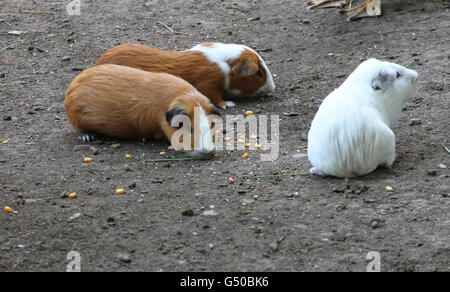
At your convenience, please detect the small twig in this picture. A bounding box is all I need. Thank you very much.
[22,10,56,15]
[443,143,450,155]
[404,58,419,68]
[242,172,312,179]
[436,39,450,44]
[157,21,174,33]
[266,60,282,65]
[145,157,211,162]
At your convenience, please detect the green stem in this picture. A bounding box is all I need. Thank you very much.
[145,157,210,162]
[443,143,450,155]
[242,172,312,179]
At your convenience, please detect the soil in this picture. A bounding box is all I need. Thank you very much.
[0,0,449,272]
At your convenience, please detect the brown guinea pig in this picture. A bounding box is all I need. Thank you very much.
[95,42,275,109]
[65,64,219,156]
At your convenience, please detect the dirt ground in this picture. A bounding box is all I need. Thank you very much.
[0,0,449,272]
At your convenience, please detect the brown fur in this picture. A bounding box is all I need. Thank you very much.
[65,64,216,150]
[96,43,268,108]
[228,49,268,95]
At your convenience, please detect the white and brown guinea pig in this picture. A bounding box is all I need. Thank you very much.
[308,58,419,178]
[65,64,220,156]
[95,42,275,109]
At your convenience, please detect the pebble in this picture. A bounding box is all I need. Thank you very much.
[8,30,23,35]
[292,153,307,159]
[69,213,81,221]
[111,143,121,149]
[201,210,218,216]
[117,253,132,263]
[62,56,71,61]
[241,198,254,206]
[410,118,422,125]
[182,209,194,216]
[427,169,438,176]
[123,164,132,172]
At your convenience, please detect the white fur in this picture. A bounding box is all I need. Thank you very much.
[194,106,214,155]
[307,58,419,178]
[188,43,275,96]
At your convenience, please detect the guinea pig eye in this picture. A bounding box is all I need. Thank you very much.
[257,70,263,78]
[396,72,401,78]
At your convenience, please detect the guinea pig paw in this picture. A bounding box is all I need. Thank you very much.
[223,101,236,109]
[309,167,326,176]
[78,133,96,143]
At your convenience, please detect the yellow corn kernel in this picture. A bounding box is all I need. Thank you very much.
[250,135,258,139]
[2,139,9,144]
[116,189,125,195]
[245,143,250,148]
[4,206,13,213]
[228,178,235,184]
[385,186,393,192]
[224,137,231,141]
[246,111,254,115]
[160,152,167,156]
[89,146,95,151]
[216,130,221,135]
[84,157,93,163]
[68,192,77,198]
[125,154,132,158]
[255,144,262,149]
[242,153,249,158]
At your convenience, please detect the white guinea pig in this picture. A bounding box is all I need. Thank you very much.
[307,58,419,178]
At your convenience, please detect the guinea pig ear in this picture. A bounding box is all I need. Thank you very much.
[166,107,187,126]
[372,68,396,90]
[231,56,259,77]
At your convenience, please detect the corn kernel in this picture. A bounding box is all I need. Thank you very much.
[245,143,250,148]
[228,178,235,184]
[84,157,93,163]
[125,154,132,158]
[385,186,393,192]
[250,135,258,139]
[2,139,9,144]
[255,144,262,149]
[224,137,231,141]
[4,206,12,213]
[160,152,167,156]
[89,146,95,151]
[116,189,125,195]
[242,153,249,158]
[216,130,221,135]
[246,111,254,115]
[237,139,245,144]
[68,192,77,198]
